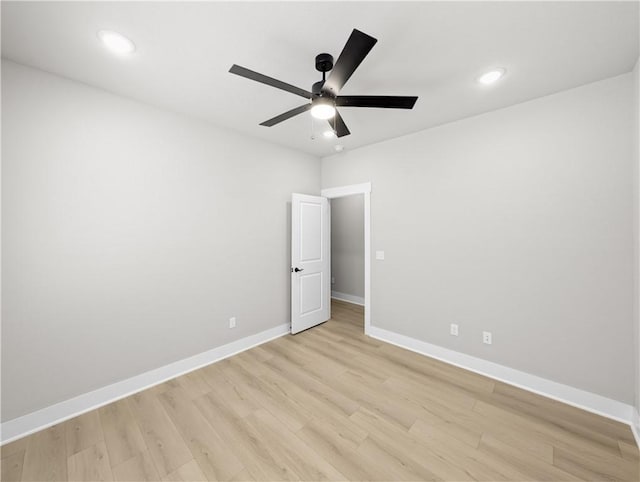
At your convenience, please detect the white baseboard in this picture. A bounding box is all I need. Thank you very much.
[3,321,637,447]
[0,323,290,445]
[368,326,635,427]
[331,291,364,306]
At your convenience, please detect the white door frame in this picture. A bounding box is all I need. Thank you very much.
[320,182,372,335]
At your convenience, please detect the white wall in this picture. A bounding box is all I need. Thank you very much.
[633,57,640,428]
[1,60,320,422]
[323,74,635,404]
[331,195,364,300]
[3,56,637,424]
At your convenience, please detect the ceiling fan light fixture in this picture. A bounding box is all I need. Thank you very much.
[311,104,336,120]
[477,68,506,85]
[311,97,336,120]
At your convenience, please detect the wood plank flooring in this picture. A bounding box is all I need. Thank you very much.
[2,299,638,481]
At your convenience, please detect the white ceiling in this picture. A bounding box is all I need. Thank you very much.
[2,1,639,157]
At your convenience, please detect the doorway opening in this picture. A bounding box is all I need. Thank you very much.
[321,183,371,334]
[330,195,365,331]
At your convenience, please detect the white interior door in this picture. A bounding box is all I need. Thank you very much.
[291,193,330,334]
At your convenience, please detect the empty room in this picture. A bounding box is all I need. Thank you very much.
[2,1,640,480]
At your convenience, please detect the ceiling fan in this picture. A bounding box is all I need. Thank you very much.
[229,29,418,138]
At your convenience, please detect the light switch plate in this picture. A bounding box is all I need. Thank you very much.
[376,251,385,260]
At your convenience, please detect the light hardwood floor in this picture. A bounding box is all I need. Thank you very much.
[2,299,638,481]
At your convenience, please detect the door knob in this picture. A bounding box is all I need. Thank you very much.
[293,267,304,272]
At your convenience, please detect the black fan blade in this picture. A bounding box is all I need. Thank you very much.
[322,29,377,95]
[336,95,418,109]
[229,65,312,99]
[328,110,351,138]
[260,104,311,127]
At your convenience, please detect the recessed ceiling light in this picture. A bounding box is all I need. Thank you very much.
[323,130,336,139]
[98,30,135,55]
[477,68,506,85]
[334,145,344,152]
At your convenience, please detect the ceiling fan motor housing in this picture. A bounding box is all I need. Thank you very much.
[312,81,325,96]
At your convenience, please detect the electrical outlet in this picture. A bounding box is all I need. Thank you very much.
[229,317,236,329]
[331,277,335,284]
[376,251,385,260]
[450,323,459,336]
[483,331,492,345]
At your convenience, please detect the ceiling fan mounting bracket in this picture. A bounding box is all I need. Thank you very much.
[315,53,334,73]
